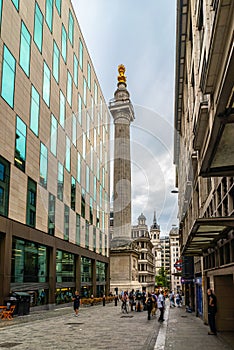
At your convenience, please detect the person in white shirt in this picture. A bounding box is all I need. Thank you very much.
[157,290,165,322]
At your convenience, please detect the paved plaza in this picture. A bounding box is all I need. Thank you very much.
[0,302,159,350]
[0,301,233,350]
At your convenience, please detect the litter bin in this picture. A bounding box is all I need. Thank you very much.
[12,292,30,315]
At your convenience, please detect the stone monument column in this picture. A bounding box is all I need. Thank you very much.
[109,66,141,293]
[109,64,134,247]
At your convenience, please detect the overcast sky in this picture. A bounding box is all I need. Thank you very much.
[73,1,178,235]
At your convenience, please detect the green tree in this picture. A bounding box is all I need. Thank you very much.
[155,267,169,288]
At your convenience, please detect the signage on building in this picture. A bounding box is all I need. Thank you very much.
[174,259,183,271]
[181,278,195,284]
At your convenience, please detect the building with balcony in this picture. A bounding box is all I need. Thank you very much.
[0,0,110,308]
[149,211,162,276]
[131,213,155,292]
[160,236,170,285]
[169,227,181,292]
[174,0,234,330]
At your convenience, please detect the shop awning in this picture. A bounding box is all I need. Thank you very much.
[182,217,234,256]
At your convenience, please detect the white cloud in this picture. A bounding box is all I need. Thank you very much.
[72,0,178,234]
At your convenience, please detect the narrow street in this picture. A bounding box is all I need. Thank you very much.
[0,302,233,350]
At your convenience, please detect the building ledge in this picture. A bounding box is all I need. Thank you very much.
[182,217,234,256]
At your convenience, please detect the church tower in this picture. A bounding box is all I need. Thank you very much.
[109,64,134,247]
[150,211,162,275]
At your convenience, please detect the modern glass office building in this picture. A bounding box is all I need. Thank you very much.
[0,0,110,308]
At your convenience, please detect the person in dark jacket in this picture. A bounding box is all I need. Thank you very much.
[146,293,153,320]
[72,290,81,317]
[207,289,217,335]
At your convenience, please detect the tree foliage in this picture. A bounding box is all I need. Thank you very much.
[155,267,170,288]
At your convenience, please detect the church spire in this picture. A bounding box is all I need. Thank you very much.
[151,210,160,230]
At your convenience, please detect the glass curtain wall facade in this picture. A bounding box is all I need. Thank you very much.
[0,0,110,307]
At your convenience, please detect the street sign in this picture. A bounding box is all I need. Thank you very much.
[181,278,195,284]
[174,259,183,271]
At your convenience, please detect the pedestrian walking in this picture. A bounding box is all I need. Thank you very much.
[157,290,165,322]
[169,291,175,307]
[207,289,217,335]
[102,294,106,306]
[146,293,153,320]
[72,290,81,317]
[175,292,182,307]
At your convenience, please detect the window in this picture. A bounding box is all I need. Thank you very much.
[59,90,65,127]
[15,116,26,172]
[91,97,94,120]
[94,128,97,150]
[43,61,51,107]
[76,214,80,245]
[65,136,70,172]
[93,176,96,201]
[53,40,60,83]
[39,143,48,188]
[93,227,96,252]
[1,45,16,108]
[96,205,99,228]
[67,70,72,106]
[71,176,76,211]
[86,112,90,139]
[0,0,2,28]
[0,156,10,217]
[83,77,87,106]
[77,152,81,183]
[94,81,98,105]
[90,145,93,171]
[72,113,76,146]
[12,0,19,10]
[57,162,64,201]
[97,158,100,181]
[26,178,37,227]
[46,0,53,32]
[68,10,74,46]
[87,62,91,90]
[11,238,48,284]
[34,3,43,53]
[78,93,82,125]
[48,193,55,235]
[102,168,105,188]
[89,198,93,225]
[85,220,89,249]
[86,165,89,193]
[30,85,40,136]
[100,185,102,208]
[64,204,69,241]
[56,250,75,283]
[50,114,57,156]
[81,188,85,218]
[73,54,78,87]
[82,132,86,158]
[79,39,83,70]
[61,24,67,63]
[19,21,31,76]
[55,0,61,16]
[99,232,102,254]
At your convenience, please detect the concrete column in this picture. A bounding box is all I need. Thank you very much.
[76,255,81,293]
[0,225,12,303]
[48,246,56,305]
[92,259,96,296]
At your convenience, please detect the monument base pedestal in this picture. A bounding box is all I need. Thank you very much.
[110,241,141,294]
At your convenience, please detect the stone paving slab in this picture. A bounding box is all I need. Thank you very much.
[0,303,160,350]
[164,305,234,350]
